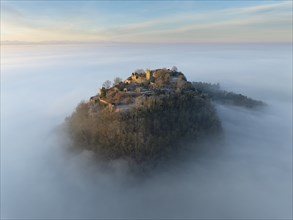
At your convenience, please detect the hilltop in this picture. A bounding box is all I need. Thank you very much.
[65,67,263,164]
[89,68,196,113]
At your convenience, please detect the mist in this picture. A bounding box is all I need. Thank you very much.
[1,43,292,219]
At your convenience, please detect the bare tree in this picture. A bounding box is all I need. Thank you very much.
[135,69,145,74]
[171,66,178,72]
[113,77,122,86]
[102,80,112,89]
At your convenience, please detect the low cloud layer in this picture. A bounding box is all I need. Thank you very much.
[1,43,292,219]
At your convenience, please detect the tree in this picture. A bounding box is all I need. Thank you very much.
[113,77,122,86]
[102,80,112,89]
[99,87,106,98]
[176,77,186,91]
[135,69,145,74]
[171,66,178,72]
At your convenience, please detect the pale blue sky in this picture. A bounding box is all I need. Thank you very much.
[1,0,292,43]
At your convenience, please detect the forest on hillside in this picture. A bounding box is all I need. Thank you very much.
[65,68,264,165]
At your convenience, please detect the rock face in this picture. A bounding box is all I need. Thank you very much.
[65,68,221,163]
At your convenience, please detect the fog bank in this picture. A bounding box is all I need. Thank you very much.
[1,43,292,219]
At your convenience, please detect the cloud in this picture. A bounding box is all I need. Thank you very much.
[1,1,292,43]
[1,43,292,218]
[238,1,292,14]
[1,4,25,19]
[102,1,292,43]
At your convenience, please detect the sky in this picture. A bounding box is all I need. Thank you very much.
[1,0,292,43]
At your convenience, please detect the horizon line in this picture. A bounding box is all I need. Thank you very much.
[1,40,292,46]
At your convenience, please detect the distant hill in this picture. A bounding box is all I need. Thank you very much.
[65,68,263,164]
